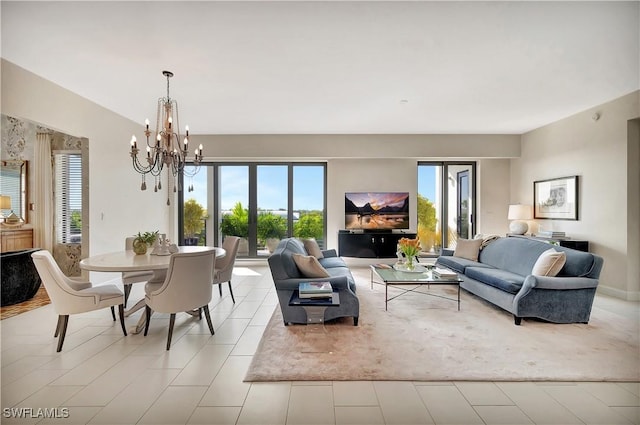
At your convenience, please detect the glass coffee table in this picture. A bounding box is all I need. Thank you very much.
[370,264,463,311]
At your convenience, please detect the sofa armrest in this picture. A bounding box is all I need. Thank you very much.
[522,275,599,291]
[321,249,338,258]
[440,248,455,257]
[273,275,350,292]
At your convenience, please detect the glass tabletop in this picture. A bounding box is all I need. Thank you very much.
[372,265,462,283]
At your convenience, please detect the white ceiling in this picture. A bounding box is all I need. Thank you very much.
[2,1,638,135]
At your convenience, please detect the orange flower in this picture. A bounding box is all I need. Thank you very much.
[398,237,421,257]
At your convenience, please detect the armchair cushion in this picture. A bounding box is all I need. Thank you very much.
[301,238,324,259]
[292,253,330,278]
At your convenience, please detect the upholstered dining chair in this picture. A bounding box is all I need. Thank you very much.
[123,237,154,307]
[143,249,216,350]
[31,250,127,352]
[212,236,240,303]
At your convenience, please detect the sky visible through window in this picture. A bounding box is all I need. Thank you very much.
[183,165,325,212]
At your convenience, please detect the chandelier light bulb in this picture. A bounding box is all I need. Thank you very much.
[145,118,150,129]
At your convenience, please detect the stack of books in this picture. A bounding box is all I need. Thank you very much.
[298,282,333,299]
[433,267,457,278]
[537,230,566,238]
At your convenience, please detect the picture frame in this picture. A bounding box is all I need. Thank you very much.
[533,175,579,220]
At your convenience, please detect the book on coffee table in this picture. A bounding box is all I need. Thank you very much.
[299,282,333,298]
[433,267,457,278]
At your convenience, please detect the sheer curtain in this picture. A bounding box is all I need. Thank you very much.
[34,133,53,251]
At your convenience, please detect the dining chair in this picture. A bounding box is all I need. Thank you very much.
[212,236,240,303]
[123,236,154,307]
[143,249,216,350]
[31,250,127,352]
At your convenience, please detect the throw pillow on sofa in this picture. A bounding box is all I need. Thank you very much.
[453,238,483,261]
[532,248,566,277]
[292,253,330,278]
[301,238,324,259]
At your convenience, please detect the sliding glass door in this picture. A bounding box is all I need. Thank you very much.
[418,162,476,253]
[179,162,326,258]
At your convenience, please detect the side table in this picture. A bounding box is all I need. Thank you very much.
[289,291,340,324]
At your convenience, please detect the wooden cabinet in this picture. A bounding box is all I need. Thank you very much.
[338,231,417,258]
[1,228,33,253]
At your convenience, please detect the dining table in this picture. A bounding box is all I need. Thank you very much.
[79,246,226,334]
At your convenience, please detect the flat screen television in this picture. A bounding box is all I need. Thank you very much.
[345,192,409,230]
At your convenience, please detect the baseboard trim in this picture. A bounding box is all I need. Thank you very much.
[597,285,640,302]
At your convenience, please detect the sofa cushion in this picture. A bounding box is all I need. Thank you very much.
[479,237,552,276]
[532,248,566,277]
[436,255,492,274]
[465,266,526,295]
[301,238,324,259]
[318,256,348,269]
[454,238,483,261]
[292,253,330,278]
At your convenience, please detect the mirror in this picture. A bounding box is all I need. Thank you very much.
[0,160,28,223]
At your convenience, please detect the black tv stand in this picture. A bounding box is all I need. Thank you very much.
[338,230,417,258]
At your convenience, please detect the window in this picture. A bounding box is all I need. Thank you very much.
[54,153,82,243]
[179,162,326,257]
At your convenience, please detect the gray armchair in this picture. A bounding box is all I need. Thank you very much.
[268,238,359,325]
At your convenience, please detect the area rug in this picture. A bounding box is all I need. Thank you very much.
[245,272,639,382]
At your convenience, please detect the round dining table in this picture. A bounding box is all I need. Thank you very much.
[80,246,226,333]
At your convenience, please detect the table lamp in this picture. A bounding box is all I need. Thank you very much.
[508,204,533,235]
[1,195,20,225]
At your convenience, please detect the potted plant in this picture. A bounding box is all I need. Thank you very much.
[183,199,207,246]
[257,212,287,253]
[220,202,249,254]
[132,231,159,255]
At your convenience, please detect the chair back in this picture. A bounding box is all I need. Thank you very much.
[213,236,240,284]
[31,250,93,314]
[147,249,216,313]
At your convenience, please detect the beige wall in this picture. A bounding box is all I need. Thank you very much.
[1,60,170,282]
[511,91,640,300]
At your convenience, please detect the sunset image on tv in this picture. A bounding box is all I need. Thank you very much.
[345,192,409,230]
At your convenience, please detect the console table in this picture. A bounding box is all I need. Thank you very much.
[507,234,589,252]
[1,228,33,253]
[338,230,417,258]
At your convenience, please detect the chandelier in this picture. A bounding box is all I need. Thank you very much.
[129,70,203,205]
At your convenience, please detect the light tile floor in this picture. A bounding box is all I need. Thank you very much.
[1,265,638,425]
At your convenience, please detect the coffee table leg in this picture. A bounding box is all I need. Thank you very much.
[457,285,460,311]
[385,284,388,311]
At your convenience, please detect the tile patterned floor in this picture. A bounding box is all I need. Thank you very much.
[1,265,638,425]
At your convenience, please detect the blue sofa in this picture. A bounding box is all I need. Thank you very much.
[268,238,359,325]
[436,237,603,325]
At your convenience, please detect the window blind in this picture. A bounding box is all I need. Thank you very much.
[54,153,82,243]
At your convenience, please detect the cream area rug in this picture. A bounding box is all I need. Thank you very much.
[245,269,639,382]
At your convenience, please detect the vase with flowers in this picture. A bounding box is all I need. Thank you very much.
[398,237,421,271]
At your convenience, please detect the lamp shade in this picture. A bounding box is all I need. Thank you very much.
[508,204,533,220]
[0,195,11,210]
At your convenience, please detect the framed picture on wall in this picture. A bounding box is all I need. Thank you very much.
[533,175,579,220]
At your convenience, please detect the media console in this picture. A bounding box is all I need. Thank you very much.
[338,230,417,258]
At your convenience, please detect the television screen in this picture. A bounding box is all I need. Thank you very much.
[345,192,409,230]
